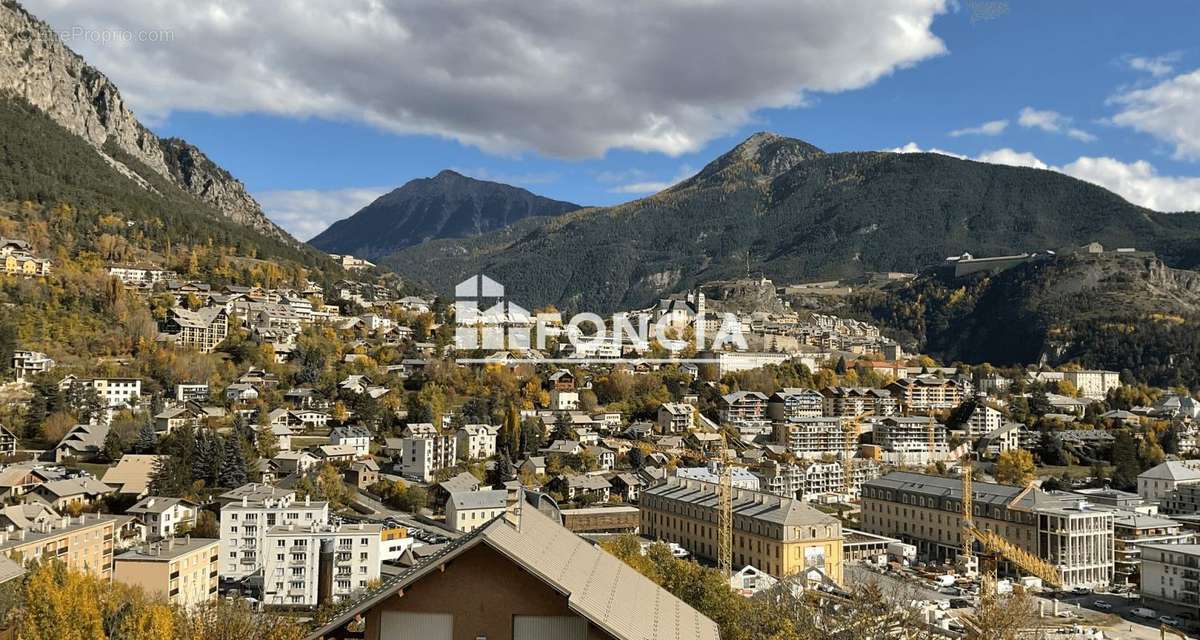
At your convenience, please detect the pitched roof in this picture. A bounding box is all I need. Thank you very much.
[648,476,839,529]
[102,455,168,494]
[304,504,719,640]
[1140,460,1200,482]
[448,489,508,511]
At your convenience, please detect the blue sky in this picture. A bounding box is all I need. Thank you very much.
[25,0,1200,239]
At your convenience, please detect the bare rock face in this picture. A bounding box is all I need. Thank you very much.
[0,1,294,244]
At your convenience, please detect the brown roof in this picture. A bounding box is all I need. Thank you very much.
[305,504,719,640]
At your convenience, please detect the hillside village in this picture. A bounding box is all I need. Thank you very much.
[1,237,1200,638]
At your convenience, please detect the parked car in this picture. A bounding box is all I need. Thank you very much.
[1159,616,1182,627]
[1072,586,1092,595]
[1093,601,1113,611]
[1131,607,1158,619]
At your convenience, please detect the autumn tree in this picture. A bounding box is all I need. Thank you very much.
[994,449,1035,486]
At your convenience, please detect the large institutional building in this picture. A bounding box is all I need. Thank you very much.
[861,472,1113,588]
[640,476,844,582]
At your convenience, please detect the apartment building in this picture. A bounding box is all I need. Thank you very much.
[113,537,219,609]
[965,404,1004,439]
[127,496,197,540]
[861,472,1114,588]
[162,306,230,353]
[1139,461,1200,507]
[446,489,508,533]
[261,521,381,607]
[0,425,16,457]
[0,238,51,277]
[767,388,825,421]
[11,350,53,381]
[1112,512,1192,585]
[775,416,848,459]
[60,376,142,419]
[106,266,176,288]
[394,424,457,482]
[219,492,329,581]
[719,391,769,428]
[885,376,966,412]
[0,510,117,579]
[1062,369,1120,401]
[872,416,950,464]
[455,424,498,461]
[799,460,883,499]
[820,386,898,418]
[656,402,695,434]
[641,476,844,582]
[330,425,371,458]
[1140,543,1200,619]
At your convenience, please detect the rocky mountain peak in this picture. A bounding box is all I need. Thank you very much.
[0,0,294,244]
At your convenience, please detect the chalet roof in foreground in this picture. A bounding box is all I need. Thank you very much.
[305,503,719,640]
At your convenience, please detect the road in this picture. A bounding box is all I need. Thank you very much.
[1039,591,1193,640]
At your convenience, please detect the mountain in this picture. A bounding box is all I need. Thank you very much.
[0,0,294,244]
[380,132,1200,312]
[309,170,581,260]
[846,251,1200,388]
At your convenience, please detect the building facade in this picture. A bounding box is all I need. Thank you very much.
[113,537,219,609]
[641,476,844,582]
[861,472,1114,589]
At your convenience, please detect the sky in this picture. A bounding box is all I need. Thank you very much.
[23,0,1200,240]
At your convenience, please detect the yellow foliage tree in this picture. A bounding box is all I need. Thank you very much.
[995,449,1036,486]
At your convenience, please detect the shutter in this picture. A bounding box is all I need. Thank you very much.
[380,612,452,640]
[513,615,587,640]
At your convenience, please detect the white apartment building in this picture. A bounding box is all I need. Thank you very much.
[965,404,1004,439]
[873,417,951,465]
[396,428,457,483]
[445,489,508,533]
[219,492,329,581]
[455,424,498,461]
[1063,369,1120,401]
[1141,544,1200,619]
[657,403,695,434]
[767,388,825,421]
[330,426,371,458]
[799,460,882,499]
[261,521,382,607]
[11,350,53,381]
[107,266,176,287]
[127,497,197,540]
[775,416,849,459]
[59,376,142,421]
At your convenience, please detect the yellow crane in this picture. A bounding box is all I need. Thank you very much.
[961,455,1062,593]
[718,430,733,578]
[960,451,974,564]
[842,410,873,496]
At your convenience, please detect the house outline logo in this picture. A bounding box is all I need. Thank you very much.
[454,275,531,351]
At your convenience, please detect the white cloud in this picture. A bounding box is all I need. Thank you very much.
[1017,107,1096,142]
[25,0,949,159]
[1126,52,1180,77]
[886,142,965,159]
[1110,68,1200,161]
[1059,157,1200,212]
[256,187,389,240]
[889,143,1200,212]
[948,119,1008,137]
[974,148,1047,169]
[610,165,697,195]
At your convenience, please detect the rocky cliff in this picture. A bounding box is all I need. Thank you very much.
[0,0,293,243]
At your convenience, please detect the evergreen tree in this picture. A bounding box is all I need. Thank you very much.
[1110,430,1142,491]
[101,428,124,462]
[133,421,158,454]
[148,457,192,498]
[219,436,248,487]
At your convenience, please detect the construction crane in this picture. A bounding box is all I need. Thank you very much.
[960,450,974,565]
[968,525,1062,593]
[718,430,733,578]
[842,410,873,496]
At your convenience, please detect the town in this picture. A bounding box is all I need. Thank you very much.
[0,240,1197,640]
